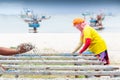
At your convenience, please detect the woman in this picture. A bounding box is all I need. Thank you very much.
[72,17,109,65]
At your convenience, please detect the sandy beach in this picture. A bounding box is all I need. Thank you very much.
[0,32,120,66]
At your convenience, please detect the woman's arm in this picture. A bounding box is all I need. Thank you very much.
[0,47,19,56]
[72,41,83,54]
[0,43,34,56]
[79,38,91,54]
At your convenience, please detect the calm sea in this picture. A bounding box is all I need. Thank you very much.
[0,14,120,33]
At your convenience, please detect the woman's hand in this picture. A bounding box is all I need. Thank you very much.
[17,43,34,53]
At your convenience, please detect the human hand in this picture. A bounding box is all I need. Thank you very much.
[72,51,76,56]
[17,43,35,53]
[72,52,79,56]
[78,52,82,56]
[73,54,78,56]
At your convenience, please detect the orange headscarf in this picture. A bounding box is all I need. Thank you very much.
[73,18,85,26]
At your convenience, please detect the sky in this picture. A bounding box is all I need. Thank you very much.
[0,0,120,15]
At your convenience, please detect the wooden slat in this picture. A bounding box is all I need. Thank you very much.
[4,65,119,71]
[0,56,98,60]
[1,78,120,80]
[0,60,103,65]
[1,70,120,76]
[14,53,94,56]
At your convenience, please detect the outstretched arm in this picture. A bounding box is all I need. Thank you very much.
[0,43,34,56]
[0,47,19,56]
[72,41,83,54]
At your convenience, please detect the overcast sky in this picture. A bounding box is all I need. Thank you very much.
[0,0,119,15]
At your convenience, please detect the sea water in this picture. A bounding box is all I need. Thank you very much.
[0,14,120,33]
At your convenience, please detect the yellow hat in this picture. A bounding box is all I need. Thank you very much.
[73,18,85,26]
